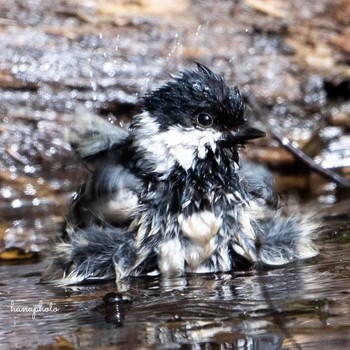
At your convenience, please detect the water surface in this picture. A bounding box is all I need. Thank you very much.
[1,220,350,349]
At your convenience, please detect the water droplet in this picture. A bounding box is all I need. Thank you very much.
[1,187,13,199]
[248,47,256,55]
[103,62,116,77]
[32,198,41,206]
[90,81,97,91]
[108,116,117,124]
[24,184,36,196]
[194,25,202,42]
[37,177,45,185]
[11,199,22,208]
[24,165,37,174]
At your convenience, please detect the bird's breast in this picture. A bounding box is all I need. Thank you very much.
[177,210,222,271]
[178,211,222,243]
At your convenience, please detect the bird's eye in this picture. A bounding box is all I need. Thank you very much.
[196,113,213,128]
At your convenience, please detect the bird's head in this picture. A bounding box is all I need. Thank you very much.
[132,64,265,175]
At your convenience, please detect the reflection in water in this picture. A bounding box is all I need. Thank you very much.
[1,229,350,349]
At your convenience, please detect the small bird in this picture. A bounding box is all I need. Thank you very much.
[43,64,318,285]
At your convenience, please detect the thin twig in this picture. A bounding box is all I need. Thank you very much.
[245,92,350,188]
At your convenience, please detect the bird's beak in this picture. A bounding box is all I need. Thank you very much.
[220,126,266,147]
[236,126,266,141]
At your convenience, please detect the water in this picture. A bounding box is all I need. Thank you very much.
[1,220,350,349]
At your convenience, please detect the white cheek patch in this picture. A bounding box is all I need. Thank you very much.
[132,113,174,173]
[132,112,222,173]
[162,126,221,170]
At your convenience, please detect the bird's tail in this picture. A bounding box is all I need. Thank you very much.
[255,210,320,266]
[42,225,136,286]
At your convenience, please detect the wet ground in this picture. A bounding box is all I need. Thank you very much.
[1,0,350,349]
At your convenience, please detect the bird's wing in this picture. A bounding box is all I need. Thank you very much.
[65,107,130,159]
[238,160,279,209]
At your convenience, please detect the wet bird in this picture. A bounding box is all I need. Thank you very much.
[43,64,318,285]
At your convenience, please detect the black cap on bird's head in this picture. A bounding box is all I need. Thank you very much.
[140,63,265,144]
[133,64,265,173]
